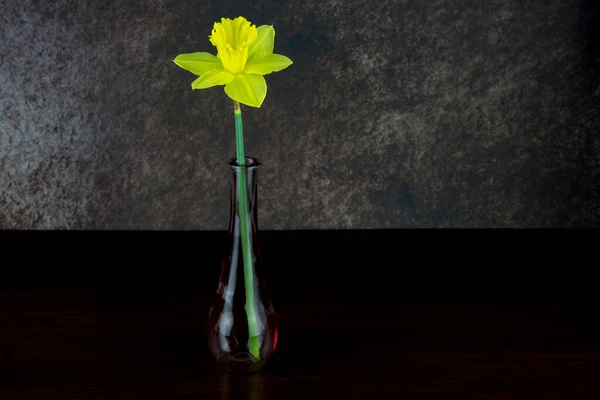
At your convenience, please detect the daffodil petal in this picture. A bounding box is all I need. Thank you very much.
[224,73,267,108]
[173,52,224,76]
[244,53,293,76]
[247,25,275,62]
[191,69,234,89]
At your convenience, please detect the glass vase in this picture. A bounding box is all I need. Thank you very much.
[207,157,278,373]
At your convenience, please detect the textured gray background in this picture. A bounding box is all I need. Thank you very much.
[1,0,599,229]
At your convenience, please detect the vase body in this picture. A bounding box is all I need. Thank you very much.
[207,157,278,373]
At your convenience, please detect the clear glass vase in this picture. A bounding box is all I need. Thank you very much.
[206,157,278,373]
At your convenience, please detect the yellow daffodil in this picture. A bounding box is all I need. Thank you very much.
[173,16,293,108]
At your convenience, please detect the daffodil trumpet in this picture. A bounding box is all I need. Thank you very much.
[173,16,292,360]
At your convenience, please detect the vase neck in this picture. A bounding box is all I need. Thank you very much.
[228,157,260,237]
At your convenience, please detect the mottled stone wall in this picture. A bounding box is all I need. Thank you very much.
[1,0,598,229]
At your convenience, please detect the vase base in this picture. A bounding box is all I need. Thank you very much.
[216,351,265,373]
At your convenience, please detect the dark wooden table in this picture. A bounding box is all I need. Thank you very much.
[1,230,598,399]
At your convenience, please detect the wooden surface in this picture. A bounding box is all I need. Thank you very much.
[0,230,598,399]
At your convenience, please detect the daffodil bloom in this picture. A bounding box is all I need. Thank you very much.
[173,16,293,108]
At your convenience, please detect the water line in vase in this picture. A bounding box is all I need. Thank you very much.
[233,100,261,359]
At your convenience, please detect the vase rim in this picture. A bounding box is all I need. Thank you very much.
[229,157,261,169]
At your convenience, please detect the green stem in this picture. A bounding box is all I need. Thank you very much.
[233,101,260,359]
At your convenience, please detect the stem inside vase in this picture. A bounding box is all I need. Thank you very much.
[233,101,260,359]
